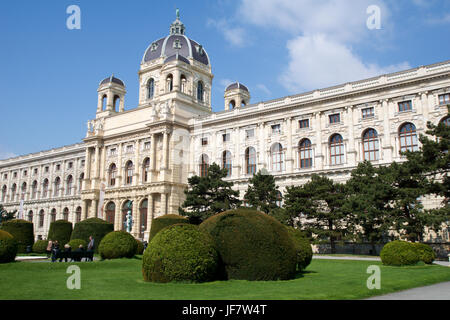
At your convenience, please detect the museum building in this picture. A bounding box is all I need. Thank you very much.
[1,14,449,242]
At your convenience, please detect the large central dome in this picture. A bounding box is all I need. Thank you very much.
[141,11,210,66]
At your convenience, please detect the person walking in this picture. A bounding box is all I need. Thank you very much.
[46,239,53,258]
[87,236,95,261]
[51,240,60,262]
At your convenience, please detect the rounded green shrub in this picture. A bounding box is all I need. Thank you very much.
[380,240,420,266]
[199,209,297,281]
[71,218,113,253]
[149,214,188,242]
[99,231,138,259]
[47,220,73,247]
[1,219,34,253]
[32,240,49,254]
[143,224,218,283]
[68,239,87,250]
[136,239,144,255]
[0,230,18,263]
[413,243,435,264]
[286,227,313,271]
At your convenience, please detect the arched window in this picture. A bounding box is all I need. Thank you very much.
[10,184,16,202]
[362,129,380,161]
[241,100,246,107]
[102,95,107,110]
[399,123,418,153]
[180,75,187,93]
[27,210,33,223]
[21,182,26,200]
[54,177,61,197]
[298,139,313,168]
[229,100,236,109]
[63,208,69,221]
[147,78,155,99]
[39,210,45,228]
[143,158,150,183]
[245,147,257,175]
[1,185,6,202]
[125,161,134,185]
[271,143,285,172]
[78,173,84,194]
[42,179,49,198]
[75,206,82,223]
[329,134,345,165]
[199,154,209,177]
[276,191,283,207]
[440,116,450,126]
[66,175,73,195]
[31,181,37,199]
[197,81,204,102]
[166,74,173,92]
[108,163,117,187]
[140,199,148,239]
[222,151,232,177]
[50,208,56,223]
[122,200,132,231]
[113,95,120,111]
[106,202,115,225]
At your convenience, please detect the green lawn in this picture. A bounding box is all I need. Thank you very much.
[0,257,449,300]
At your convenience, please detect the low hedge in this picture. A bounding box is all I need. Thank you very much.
[68,239,87,250]
[0,230,18,263]
[47,220,73,246]
[199,209,297,281]
[286,227,313,271]
[32,240,49,253]
[380,240,420,266]
[1,219,34,253]
[149,214,189,242]
[143,224,219,283]
[413,242,435,264]
[71,218,113,253]
[99,231,138,260]
[136,239,144,255]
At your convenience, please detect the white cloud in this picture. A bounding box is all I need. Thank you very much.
[426,13,450,25]
[256,84,271,96]
[219,78,234,90]
[0,150,17,160]
[207,19,248,47]
[279,34,410,92]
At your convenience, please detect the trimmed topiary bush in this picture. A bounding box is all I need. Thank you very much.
[32,240,49,254]
[136,239,144,255]
[286,227,313,271]
[71,218,113,253]
[149,214,188,242]
[143,223,219,283]
[47,220,73,247]
[0,230,18,263]
[380,240,420,266]
[68,239,87,250]
[199,209,297,281]
[1,219,34,253]
[413,242,435,264]
[99,231,138,260]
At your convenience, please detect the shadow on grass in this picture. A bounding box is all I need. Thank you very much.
[294,269,318,279]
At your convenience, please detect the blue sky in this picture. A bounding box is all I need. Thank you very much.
[0,0,449,159]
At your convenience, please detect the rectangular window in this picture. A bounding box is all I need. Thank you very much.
[362,107,374,119]
[299,119,309,129]
[34,169,38,175]
[245,129,255,139]
[56,164,60,171]
[3,174,7,180]
[329,114,340,124]
[144,142,151,150]
[222,133,231,143]
[201,137,208,146]
[398,100,412,112]
[271,124,281,134]
[68,162,73,169]
[81,160,85,168]
[45,166,49,173]
[13,172,17,178]
[126,145,133,153]
[110,148,117,156]
[439,93,450,105]
[23,170,27,177]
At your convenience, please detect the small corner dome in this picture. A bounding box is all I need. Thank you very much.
[99,75,125,87]
[225,82,249,92]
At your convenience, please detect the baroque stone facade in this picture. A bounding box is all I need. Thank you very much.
[1,15,450,242]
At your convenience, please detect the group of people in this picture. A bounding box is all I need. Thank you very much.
[46,236,95,262]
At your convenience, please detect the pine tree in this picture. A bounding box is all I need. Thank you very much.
[284,174,349,254]
[0,204,16,226]
[178,163,241,224]
[243,169,280,214]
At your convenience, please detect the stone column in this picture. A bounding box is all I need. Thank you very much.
[286,117,293,173]
[258,123,266,169]
[421,91,429,119]
[133,140,140,186]
[99,145,106,182]
[91,199,98,218]
[233,127,240,178]
[161,193,167,216]
[83,147,92,191]
[173,69,181,91]
[82,200,89,220]
[132,200,139,238]
[144,194,154,241]
[382,99,393,164]
[346,106,357,165]
[117,143,123,186]
[314,112,324,170]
